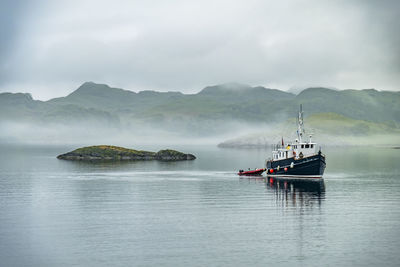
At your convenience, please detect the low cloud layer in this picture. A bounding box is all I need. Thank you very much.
[1,0,399,99]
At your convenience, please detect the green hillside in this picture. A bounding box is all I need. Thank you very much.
[1,82,399,140]
[294,88,400,125]
[306,113,397,136]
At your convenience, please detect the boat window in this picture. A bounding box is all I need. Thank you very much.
[301,145,304,148]
[305,144,309,148]
[311,144,314,148]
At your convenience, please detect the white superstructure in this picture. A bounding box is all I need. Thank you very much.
[271,104,318,161]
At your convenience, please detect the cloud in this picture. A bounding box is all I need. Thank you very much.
[0,0,399,99]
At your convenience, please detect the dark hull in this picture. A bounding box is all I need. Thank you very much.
[266,152,326,178]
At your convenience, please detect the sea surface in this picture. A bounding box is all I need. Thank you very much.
[0,144,399,267]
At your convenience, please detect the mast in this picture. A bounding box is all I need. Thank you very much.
[297,104,305,142]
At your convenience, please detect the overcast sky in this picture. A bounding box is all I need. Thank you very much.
[1,0,399,99]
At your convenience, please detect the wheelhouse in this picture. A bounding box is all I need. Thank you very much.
[271,140,317,161]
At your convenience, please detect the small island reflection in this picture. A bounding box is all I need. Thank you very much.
[57,158,196,173]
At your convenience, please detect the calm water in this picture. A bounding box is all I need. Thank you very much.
[0,144,399,266]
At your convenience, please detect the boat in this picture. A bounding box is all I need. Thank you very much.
[266,105,326,179]
[238,168,266,176]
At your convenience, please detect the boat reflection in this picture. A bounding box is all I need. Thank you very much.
[266,178,325,208]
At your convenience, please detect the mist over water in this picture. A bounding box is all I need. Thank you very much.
[0,119,278,147]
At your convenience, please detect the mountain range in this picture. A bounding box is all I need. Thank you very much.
[1,82,399,144]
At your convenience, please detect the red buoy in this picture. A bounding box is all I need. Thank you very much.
[269,169,274,173]
[284,167,288,172]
